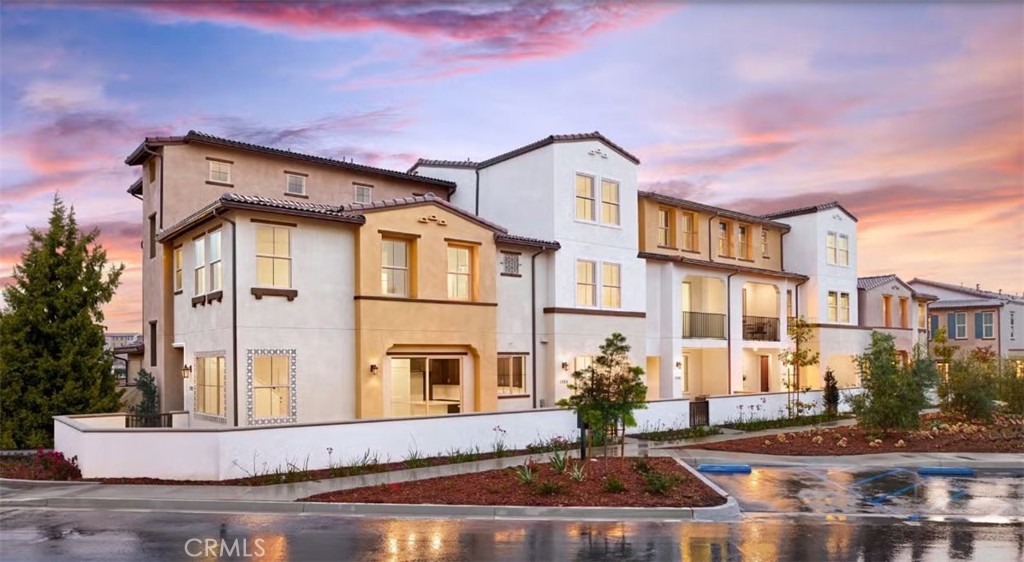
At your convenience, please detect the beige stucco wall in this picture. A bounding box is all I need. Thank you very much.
[354,202,500,419]
[638,197,785,271]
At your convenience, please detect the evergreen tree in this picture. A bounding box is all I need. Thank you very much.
[0,195,125,448]
[130,369,160,420]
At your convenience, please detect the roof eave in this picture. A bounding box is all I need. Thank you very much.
[638,252,808,280]
[638,191,791,231]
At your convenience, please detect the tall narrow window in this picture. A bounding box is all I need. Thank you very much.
[381,238,409,296]
[285,173,306,196]
[209,230,222,291]
[173,246,183,292]
[828,291,838,322]
[681,354,690,394]
[354,183,373,204]
[657,208,671,246]
[882,295,893,327]
[981,312,995,339]
[148,214,157,259]
[953,312,967,339]
[601,263,621,309]
[826,232,837,265]
[253,354,291,419]
[837,234,849,266]
[600,179,619,225]
[839,293,850,323]
[574,174,595,221]
[497,355,526,395]
[208,160,231,184]
[196,356,225,417]
[256,225,291,288]
[194,236,206,295]
[918,303,927,329]
[718,221,732,257]
[447,245,472,300]
[786,289,794,318]
[738,225,750,259]
[681,212,696,251]
[761,228,770,258]
[899,297,909,328]
[576,260,596,307]
[149,321,157,367]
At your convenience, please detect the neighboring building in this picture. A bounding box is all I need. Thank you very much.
[908,278,1024,370]
[856,274,937,362]
[105,332,141,350]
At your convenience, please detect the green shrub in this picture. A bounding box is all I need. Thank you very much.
[996,367,1024,414]
[939,359,996,420]
[535,481,564,495]
[643,471,680,495]
[603,475,626,493]
[850,333,936,432]
[548,450,568,473]
[631,459,652,474]
[513,463,536,484]
[569,462,586,482]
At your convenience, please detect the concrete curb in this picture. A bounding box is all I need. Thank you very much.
[673,459,741,521]
[674,450,1024,470]
[0,478,99,488]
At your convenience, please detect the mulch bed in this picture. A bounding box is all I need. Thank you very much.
[302,456,726,508]
[682,414,1024,456]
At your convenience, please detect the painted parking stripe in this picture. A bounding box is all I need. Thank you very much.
[852,469,908,487]
[868,482,920,505]
[918,467,974,477]
[698,464,751,474]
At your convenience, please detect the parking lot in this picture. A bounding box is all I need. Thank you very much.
[704,466,1024,520]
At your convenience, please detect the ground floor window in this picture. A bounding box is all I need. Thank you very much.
[497,355,526,395]
[681,354,690,394]
[390,357,461,417]
[196,355,225,416]
[246,349,297,425]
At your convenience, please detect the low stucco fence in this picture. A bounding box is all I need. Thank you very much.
[54,390,860,480]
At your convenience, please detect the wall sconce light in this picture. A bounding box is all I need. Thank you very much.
[675,361,682,369]
[369,364,379,375]
[561,361,569,371]
[180,364,192,379]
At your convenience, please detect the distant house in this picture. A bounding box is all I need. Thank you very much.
[908,278,1024,372]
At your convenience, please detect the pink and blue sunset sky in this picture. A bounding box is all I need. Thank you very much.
[1,1,1022,333]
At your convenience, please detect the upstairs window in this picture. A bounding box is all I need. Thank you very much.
[980,312,995,339]
[918,303,927,329]
[209,230,223,291]
[837,234,849,266]
[839,293,850,323]
[148,214,157,259]
[761,228,770,258]
[601,263,621,309]
[501,252,521,276]
[381,238,409,296]
[882,295,893,327]
[576,260,596,307]
[900,297,909,329]
[657,208,672,246]
[786,289,793,318]
[718,220,733,257]
[953,312,967,340]
[285,173,306,196]
[826,232,837,265]
[600,179,620,225]
[738,225,751,259]
[574,174,595,221]
[447,245,472,300]
[208,160,231,184]
[256,225,291,288]
[173,246,183,292]
[681,212,697,251]
[354,183,373,204]
[194,236,206,295]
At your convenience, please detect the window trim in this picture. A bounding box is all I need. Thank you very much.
[575,259,597,308]
[194,235,206,296]
[574,173,596,223]
[601,262,621,309]
[656,207,673,247]
[208,159,232,185]
[284,172,307,196]
[954,312,967,340]
[446,243,474,301]
[599,178,621,226]
[354,183,373,204]
[381,237,410,297]
[173,245,183,293]
[497,355,528,396]
[981,311,995,340]
[718,220,734,258]
[255,224,292,289]
[195,355,226,418]
[247,349,297,425]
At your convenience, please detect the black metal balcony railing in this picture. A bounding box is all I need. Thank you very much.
[681,312,727,339]
[125,413,172,428]
[743,315,780,341]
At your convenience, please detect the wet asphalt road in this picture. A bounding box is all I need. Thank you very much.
[1,508,1023,562]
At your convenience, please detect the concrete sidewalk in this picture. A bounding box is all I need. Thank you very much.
[672,449,1023,469]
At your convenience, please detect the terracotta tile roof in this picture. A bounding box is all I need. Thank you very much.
[762,201,859,223]
[638,191,791,230]
[125,130,456,191]
[223,193,359,218]
[909,278,1023,303]
[495,233,561,250]
[344,193,509,234]
[113,343,145,355]
[128,177,142,196]
[928,298,1006,310]
[410,131,640,173]
[638,252,808,280]
[857,274,900,291]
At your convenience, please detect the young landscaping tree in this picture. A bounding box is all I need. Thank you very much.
[822,368,840,418]
[780,316,820,417]
[0,195,125,448]
[130,369,160,420]
[996,360,1024,415]
[850,331,937,432]
[559,332,647,460]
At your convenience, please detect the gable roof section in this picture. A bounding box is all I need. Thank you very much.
[407,159,480,173]
[343,193,508,234]
[858,274,937,300]
[909,278,1023,303]
[410,132,640,174]
[639,191,791,230]
[495,233,560,250]
[125,130,456,191]
[157,193,365,242]
[762,201,858,223]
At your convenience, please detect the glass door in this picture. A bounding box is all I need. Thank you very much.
[389,357,461,417]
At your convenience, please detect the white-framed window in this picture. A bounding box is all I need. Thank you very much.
[576,260,597,307]
[786,289,793,318]
[497,355,527,395]
[839,293,850,323]
[657,208,672,246]
[837,234,849,266]
[981,312,995,339]
[209,230,222,291]
[501,252,520,276]
[601,263,621,309]
[173,246,183,292]
[826,232,837,265]
[256,225,291,288]
[194,236,206,295]
[574,174,595,221]
[918,303,927,329]
[354,183,372,204]
[252,354,291,419]
[195,355,225,417]
[954,312,967,339]
[828,291,838,322]
[761,228,769,258]
[573,356,593,373]
[681,212,696,251]
[285,173,306,196]
[208,160,231,184]
[718,220,733,257]
[600,179,620,225]
[681,354,690,394]
[738,224,750,259]
[447,244,472,300]
[381,238,409,297]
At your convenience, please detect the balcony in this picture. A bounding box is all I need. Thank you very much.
[743,315,780,341]
[682,311,727,339]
